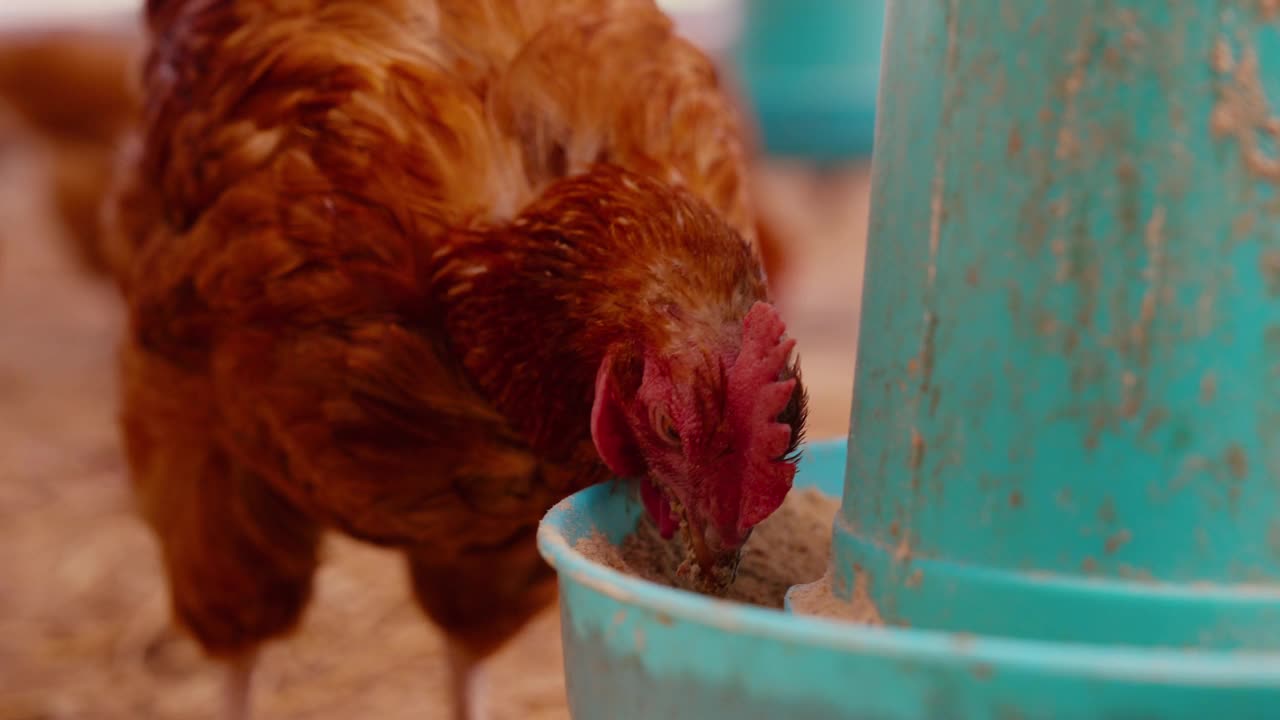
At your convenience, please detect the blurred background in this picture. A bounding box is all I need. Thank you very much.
[0,1,878,717]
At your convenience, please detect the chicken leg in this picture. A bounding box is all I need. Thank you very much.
[446,638,490,720]
[404,526,557,720]
[224,652,257,720]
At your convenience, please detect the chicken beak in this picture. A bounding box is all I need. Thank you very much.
[682,516,750,591]
[659,483,750,591]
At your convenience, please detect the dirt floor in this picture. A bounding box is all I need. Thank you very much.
[0,87,869,720]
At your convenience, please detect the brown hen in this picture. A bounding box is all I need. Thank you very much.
[98,1,809,718]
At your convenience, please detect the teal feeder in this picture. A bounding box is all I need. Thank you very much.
[835,0,1280,651]
[539,1,1280,717]
[732,0,883,161]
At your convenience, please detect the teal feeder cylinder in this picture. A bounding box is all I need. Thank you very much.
[834,0,1280,649]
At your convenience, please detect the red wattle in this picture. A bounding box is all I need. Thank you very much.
[640,478,679,539]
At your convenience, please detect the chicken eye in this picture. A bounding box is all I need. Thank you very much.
[650,406,681,447]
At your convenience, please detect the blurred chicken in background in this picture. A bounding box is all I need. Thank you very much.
[0,27,139,273]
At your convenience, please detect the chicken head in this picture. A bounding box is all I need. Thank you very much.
[590,301,807,589]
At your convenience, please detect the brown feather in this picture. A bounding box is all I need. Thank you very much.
[108,0,788,669]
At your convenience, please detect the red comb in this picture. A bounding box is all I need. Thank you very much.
[727,302,798,532]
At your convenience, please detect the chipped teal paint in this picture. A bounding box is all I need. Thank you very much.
[539,440,1280,719]
[834,0,1280,649]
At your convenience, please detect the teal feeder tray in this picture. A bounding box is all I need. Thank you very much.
[539,1,1280,717]
[539,442,1280,718]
